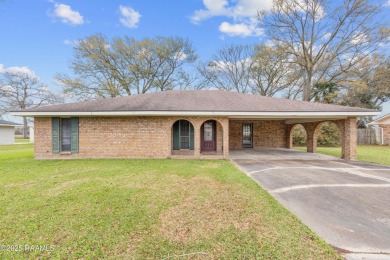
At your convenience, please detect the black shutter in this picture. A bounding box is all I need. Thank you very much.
[52,118,60,154]
[70,118,79,153]
[190,123,194,150]
[173,121,180,150]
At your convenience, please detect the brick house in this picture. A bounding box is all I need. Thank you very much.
[12,90,379,160]
[369,113,390,145]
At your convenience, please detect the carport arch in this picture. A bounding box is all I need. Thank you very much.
[288,124,307,150]
[313,121,343,158]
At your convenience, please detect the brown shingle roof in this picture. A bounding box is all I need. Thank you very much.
[16,90,376,113]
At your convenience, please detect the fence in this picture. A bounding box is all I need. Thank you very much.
[357,127,383,145]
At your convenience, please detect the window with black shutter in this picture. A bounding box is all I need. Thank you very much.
[52,117,79,154]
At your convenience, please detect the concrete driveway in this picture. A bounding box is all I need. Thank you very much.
[231,148,390,259]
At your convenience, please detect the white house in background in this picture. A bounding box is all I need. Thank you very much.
[0,119,21,145]
[29,126,34,143]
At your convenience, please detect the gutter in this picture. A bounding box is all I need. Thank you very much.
[10,111,380,118]
[0,124,22,127]
[380,126,384,145]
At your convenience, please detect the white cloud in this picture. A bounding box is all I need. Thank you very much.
[175,51,187,61]
[63,39,79,45]
[219,22,263,37]
[190,0,271,37]
[52,77,67,87]
[191,0,230,24]
[0,64,38,78]
[279,0,325,22]
[231,0,272,18]
[119,5,141,28]
[385,0,390,7]
[321,32,331,41]
[351,31,369,45]
[53,3,84,25]
[191,0,271,23]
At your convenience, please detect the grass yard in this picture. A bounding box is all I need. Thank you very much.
[0,145,339,259]
[294,145,390,166]
[14,138,30,144]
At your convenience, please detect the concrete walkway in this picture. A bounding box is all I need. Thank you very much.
[231,148,390,260]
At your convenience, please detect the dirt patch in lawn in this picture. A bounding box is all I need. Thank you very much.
[159,176,262,243]
[48,179,88,196]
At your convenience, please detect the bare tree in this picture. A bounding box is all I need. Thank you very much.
[198,44,255,93]
[56,34,197,101]
[260,0,389,101]
[251,44,300,96]
[0,71,63,138]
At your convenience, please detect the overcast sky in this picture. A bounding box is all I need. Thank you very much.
[0,0,389,122]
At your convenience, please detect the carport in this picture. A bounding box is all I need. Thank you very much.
[228,117,360,160]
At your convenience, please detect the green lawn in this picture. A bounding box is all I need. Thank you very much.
[294,145,390,166]
[0,145,339,259]
[14,138,30,144]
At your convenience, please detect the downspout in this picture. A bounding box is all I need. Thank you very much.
[379,126,384,145]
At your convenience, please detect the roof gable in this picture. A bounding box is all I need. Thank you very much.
[0,119,21,126]
[369,113,390,125]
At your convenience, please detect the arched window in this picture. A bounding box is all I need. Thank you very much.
[172,120,194,150]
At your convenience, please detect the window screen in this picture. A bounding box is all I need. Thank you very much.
[180,120,190,149]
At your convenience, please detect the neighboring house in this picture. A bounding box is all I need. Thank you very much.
[0,119,22,145]
[11,90,379,160]
[369,113,390,145]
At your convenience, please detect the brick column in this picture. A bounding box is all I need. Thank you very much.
[222,118,230,159]
[342,117,357,160]
[286,124,294,149]
[193,122,201,159]
[303,122,318,153]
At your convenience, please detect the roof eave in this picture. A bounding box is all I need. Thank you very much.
[0,124,21,127]
[10,110,380,118]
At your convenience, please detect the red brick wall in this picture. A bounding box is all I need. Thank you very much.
[229,120,287,149]
[34,117,228,159]
[379,124,390,145]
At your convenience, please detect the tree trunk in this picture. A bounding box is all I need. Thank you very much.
[23,116,28,139]
[303,73,312,101]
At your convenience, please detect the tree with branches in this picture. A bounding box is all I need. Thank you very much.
[56,34,197,101]
[0,71,63,138]
[260,0,389,101]
[338,54,390,110]
[198,44,255,93]
[251,44,300,97]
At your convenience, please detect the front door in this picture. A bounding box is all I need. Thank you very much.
[242,123,253,148]
[201,120,216,151]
